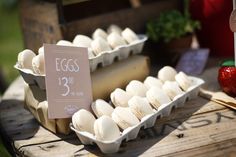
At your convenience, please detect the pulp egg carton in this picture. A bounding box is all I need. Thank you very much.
[14,35,147,90]
[89,34,147,71]
[14,65,46,90]
[70,76,204,154]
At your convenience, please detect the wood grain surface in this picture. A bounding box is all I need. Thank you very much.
[19,0,181,52]
[1,62,236,157]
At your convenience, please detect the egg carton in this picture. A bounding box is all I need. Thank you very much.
[70,76,204,154]
[89,34,147,71]
[14,65,46,89]
[14,34,147,90]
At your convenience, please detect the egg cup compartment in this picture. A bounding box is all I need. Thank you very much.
[102,49,120,66]
[70,76,204,154]
[89,54,104,72]
[173,94,188,108]
[141,113,159,129]
[75,131,94,145]
[117,46,130,59]
[128,35,147,55]
[158,102,173,117]
[35,75,46,89]
[14,65,46,90]
[186,76,203,99]
[96,140,122,154]
[17,68,35,85]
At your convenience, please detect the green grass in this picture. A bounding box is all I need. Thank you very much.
[0,137,11,157]
[0,7,23,86]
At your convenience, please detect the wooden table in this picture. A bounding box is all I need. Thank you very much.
[1,64,236,157]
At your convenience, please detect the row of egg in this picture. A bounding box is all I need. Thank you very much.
[17,25,139,75]
[43,26,139,58]
[72,66,194,141]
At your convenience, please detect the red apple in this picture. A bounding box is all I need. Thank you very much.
[218,60,236,97]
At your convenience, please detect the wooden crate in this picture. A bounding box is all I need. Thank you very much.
[19,0,182,52]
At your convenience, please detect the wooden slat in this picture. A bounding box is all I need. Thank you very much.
[1,77,25,100]
[16,139,83,157]
[62,0,90,6]
[62,0,181,40]
[156,97,226,124]
[139,110,236,157]
[129,0,142,8]
[19,0,182,52]
[15,108,236,157]
[19,0,62,52]
[200,67,221,92]
[13,126,77,149]
[165,139,236,157]
[0,78,73,151]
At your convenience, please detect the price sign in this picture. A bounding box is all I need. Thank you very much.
[175,48,209,75]
[44,44,93,119]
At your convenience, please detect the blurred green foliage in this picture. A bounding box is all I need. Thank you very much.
[0,0,18,10]
[0,1,21,156]
[146,10,200,43]
[146,0,200,43]
[0,137,10,157]
[0,1,23,86]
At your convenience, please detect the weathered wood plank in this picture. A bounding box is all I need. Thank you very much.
[19,0,182,52]
[136,111,236,157]
[1,62,236,156]
[20,0,62,52]
[11,97,223,152]
[13,127,77,149]
[156,97,226,123]
[1,77,25,100]
[115,109,236,157]
[63,0,182,40]
[164,139,236,157]
[200,66,220,92]
[15,109,236,157]
[10,92,225,150]
[0,71,224,149]
[16,139,84,157]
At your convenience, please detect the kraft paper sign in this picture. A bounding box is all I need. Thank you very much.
[44,44,93,119]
